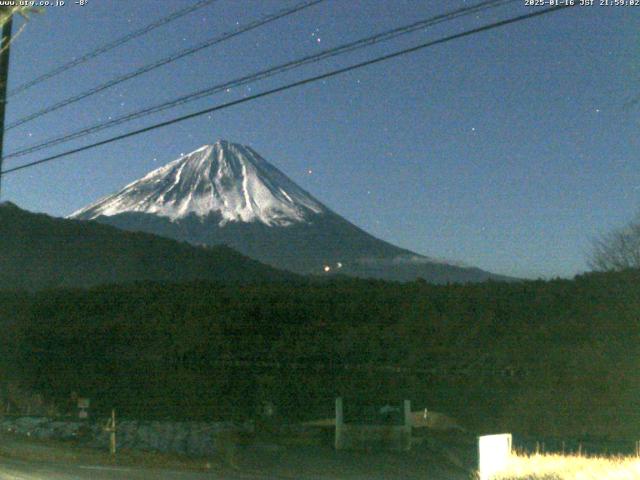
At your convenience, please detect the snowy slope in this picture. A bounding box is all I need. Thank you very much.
[71,140,325,226]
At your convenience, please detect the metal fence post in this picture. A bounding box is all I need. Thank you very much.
[403,399,411,451]
[104,409,117,457]
[335,397,344,450]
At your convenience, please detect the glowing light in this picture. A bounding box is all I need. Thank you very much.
[323,265,331,272]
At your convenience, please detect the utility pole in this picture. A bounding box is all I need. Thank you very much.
[0,8,13,199]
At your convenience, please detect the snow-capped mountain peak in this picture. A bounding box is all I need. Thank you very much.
[70,140,326,226]
[69,139,509,283]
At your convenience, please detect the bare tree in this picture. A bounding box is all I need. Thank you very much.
[589,213,640,271]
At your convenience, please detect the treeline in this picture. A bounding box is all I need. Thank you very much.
[1,269,639,437]
[0,202,296,290]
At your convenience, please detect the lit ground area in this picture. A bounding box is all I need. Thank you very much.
[495,452,640,480]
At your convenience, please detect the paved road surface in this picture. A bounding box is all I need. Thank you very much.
[0,458,261,480]
[0,442,469,480]
[0,455,464,480]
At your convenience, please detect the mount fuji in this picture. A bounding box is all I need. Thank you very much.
[71,140,507,283]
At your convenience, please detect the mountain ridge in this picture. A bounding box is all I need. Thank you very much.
[0,201,297,290]
[71,140,511,283]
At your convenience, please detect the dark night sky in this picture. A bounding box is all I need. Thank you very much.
[2,0,638,279]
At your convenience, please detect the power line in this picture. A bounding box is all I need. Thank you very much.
[4,0,515,162]
[7,0,218,98]
[0,4,573,178]
[5,0,325,131]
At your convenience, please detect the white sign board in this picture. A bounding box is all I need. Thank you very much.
[478,433,512,480]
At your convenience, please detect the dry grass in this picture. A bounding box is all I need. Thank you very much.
[492,452,640,480]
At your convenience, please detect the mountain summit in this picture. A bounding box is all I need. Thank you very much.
[71,140,325,226]
[72,140,508,283]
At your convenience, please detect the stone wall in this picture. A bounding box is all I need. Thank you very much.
[0,416,251,457]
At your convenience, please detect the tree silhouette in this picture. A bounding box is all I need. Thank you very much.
[589,212,640,271]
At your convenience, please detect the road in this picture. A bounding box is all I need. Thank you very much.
[0,454,466,480]
[0,457,265,480]
[0,438,469,480]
